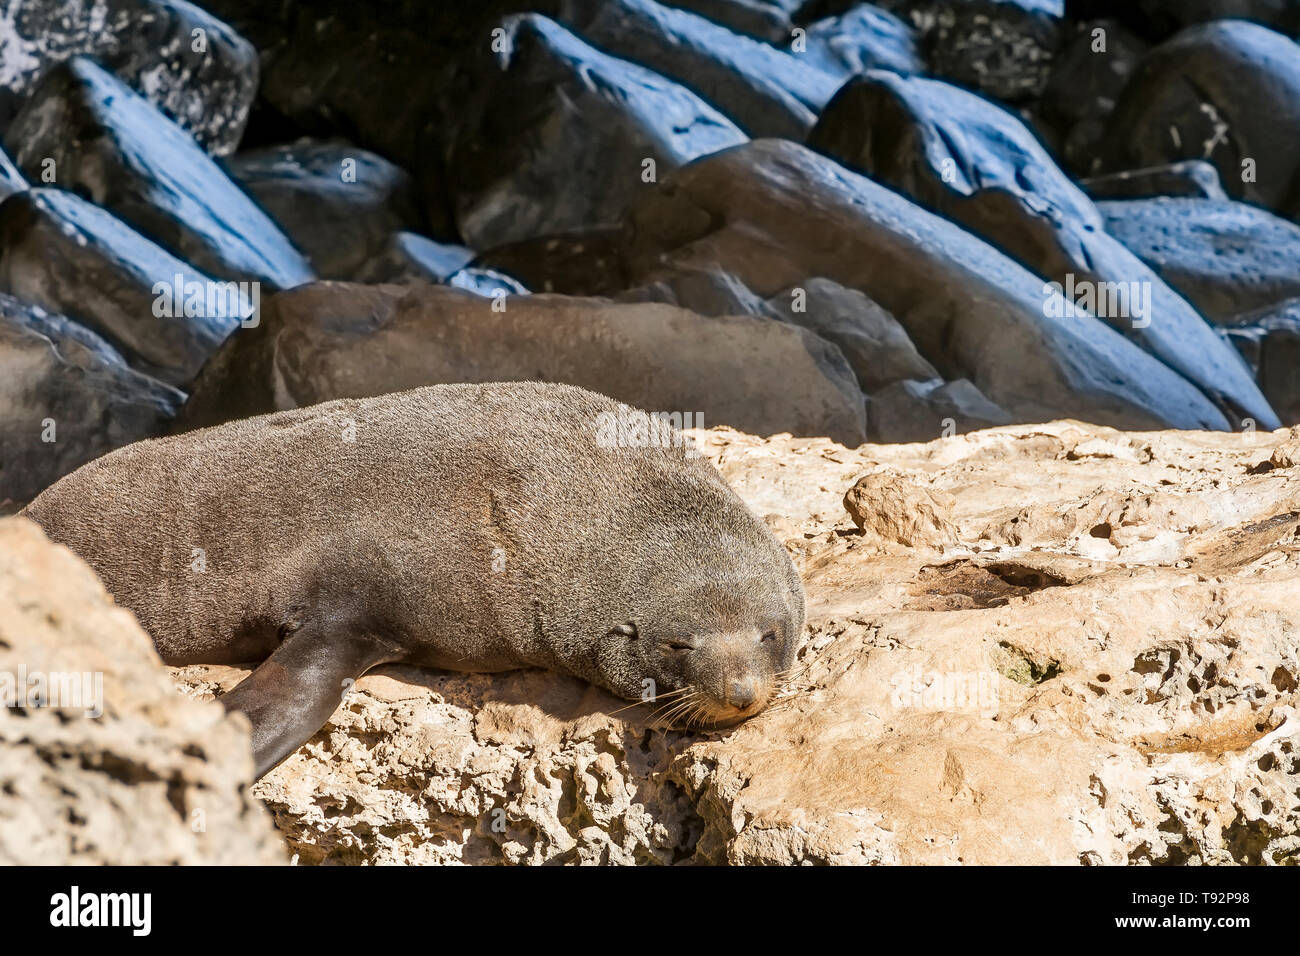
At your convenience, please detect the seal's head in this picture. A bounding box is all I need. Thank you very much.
[598,549,806,728]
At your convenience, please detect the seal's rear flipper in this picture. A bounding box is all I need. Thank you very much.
[219,629,401,780]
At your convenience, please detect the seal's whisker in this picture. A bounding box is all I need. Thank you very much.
[650,685,696,701]
[657,693,697,722]
[692,701,714,728]
[769,660,818,702]
[657,691,704,727]
[606,685,695,718]
[605,700,653,718]
[680,699,706,728]
[645,696,686,725]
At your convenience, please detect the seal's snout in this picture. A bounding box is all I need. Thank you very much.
[670,627,783,725]
[726,678,757,710]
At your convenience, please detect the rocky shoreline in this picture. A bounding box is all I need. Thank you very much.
[4,1,1300,507]
[8,417,1299,864]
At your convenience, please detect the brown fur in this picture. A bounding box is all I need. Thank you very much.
[25,382,805,746]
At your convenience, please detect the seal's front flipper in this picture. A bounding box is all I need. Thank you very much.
[219,628,401,780]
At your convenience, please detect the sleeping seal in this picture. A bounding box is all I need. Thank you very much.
[25,382,805,778]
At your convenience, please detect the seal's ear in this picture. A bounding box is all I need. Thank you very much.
[609,623,638,640]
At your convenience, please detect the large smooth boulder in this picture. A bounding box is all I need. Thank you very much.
[445,14,747,249]
[0,189,246,388]
[867,377,1013,442]
[5,58,314,290]
[1097,20,1300,218]
[0,0,257,155]
[557,0,836,139]
[794,4,923,79]
[620,139,1231,431]
[1099,198,1300,323]
[0,517,284,864]
[176,283,868,444]
[661,0,796,40]
[0,296,181,507]
[615,267,946,399]
[615,263,781,319]
[809,71,1278,429]
[766,278,940,393]
[226,141,426,280]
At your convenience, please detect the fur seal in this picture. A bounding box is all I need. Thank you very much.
[25,382,805,778]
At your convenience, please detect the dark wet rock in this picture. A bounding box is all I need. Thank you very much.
[875,0,1065,101]
[558,0,836,140]
[1220,302,1300,427]
[0,147,25,201]
[176,283,868,444]
[767,278,939,393]
[0,0,257,155]
[1221,297,1300,370]
[352,233,475,286]
[187,0,286,51]
[1221,298,1300,425]
[447,16,748,248]
[196,0,529,169]
[809,70,1277,429]
[1040,18,1147,172]
[1099,198,1300,324]
[1056,117,1108,179]
[0,294,182,506]
[1081,161,1227,200]
[226,141,425,280]
[1042,19,1146,128]
[661,0,797,40]
[1017,101,1067,160]
[621,139,1232,431]
[4,58,314,291]
[471,230,631,296]
[867,377,1013,442]
[1258,328,1300,427]
[1066,0,1300,42]
[446,14,746,250]
[793,3,923,78]
[0,189,246,387]
[446,268,531,298]
[616,264,781,319]
[1097,20,1300,217]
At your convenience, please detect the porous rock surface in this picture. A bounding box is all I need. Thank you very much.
[175,420,1300,865]
[0,516,283,865]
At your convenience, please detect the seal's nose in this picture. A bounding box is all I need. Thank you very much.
[728,679,756,709]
